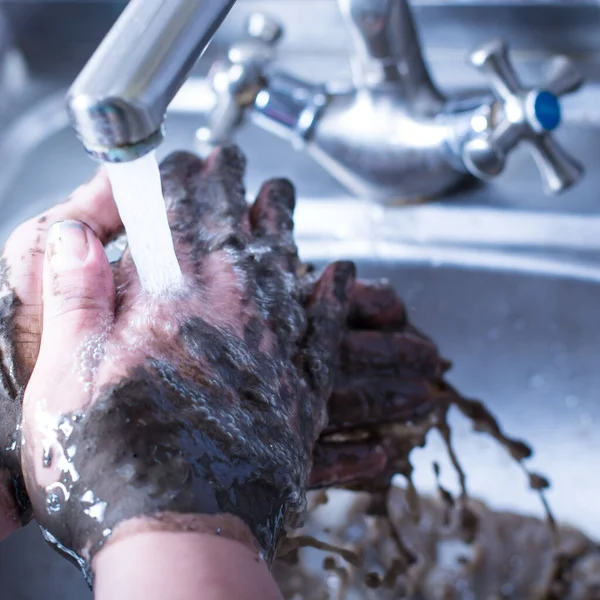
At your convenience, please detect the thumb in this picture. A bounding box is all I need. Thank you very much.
[23,221,116,493]
[40,220,115,360]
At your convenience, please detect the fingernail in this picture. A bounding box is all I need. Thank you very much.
[46,221,89,271]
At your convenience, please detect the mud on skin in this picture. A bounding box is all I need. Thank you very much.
[20,146,356,583]
[0,257,32,523]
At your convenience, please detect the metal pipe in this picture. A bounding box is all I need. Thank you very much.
[66,0,237,162]
[337,0,444,112]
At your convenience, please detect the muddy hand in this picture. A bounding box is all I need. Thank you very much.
[307,277,452,490]
[21,145,355,583]
[0,172,121,535]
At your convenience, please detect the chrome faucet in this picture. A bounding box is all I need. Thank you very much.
[198,0,584,202]
[66,0,238,162]
[66,0,584,202]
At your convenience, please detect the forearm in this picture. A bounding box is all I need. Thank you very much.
[94,527,283,600]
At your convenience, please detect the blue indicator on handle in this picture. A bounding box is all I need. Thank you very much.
[533,90,561,131]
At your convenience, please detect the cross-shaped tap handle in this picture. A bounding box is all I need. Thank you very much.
[462,39,584,195]
[197,13,284,147]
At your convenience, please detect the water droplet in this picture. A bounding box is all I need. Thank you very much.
[116,463,136,482]
[58,419,73,439]
[46,492,61,513]
[80,490,94,504]
[79,368,93,384]
[84,501,107,522]
[43,446,53,468]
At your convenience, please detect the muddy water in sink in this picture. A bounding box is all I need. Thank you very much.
[268,262,600,599]
[0,260,599,598]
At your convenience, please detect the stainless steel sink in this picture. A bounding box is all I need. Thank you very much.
[2,1,600,597]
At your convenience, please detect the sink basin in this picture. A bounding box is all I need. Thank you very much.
[1,87,600,598]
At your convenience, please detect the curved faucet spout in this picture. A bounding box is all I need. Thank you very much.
[198,2,585,202]
[67,0,238,162]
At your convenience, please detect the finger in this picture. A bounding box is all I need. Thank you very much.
[348,280,407,330]
[309,441,389,489]
[403,323,453,373]
[3,169,121,276]
[301,261,356,393]
[250,178,295,238]
[249,178,299,271]
[23,221,115,491]
[324,378,439,433]
[339,330,444,380]
[249,179,303,348]
[160,145,250,252]
[3,168,121,300]
[3,171,121,377]
[42,168,122,245]
[39,220,115,364]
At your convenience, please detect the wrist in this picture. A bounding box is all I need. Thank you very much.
[93,514,283,600]
[97,512,262,557]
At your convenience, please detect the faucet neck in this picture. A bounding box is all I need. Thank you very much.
[338,0,443,112]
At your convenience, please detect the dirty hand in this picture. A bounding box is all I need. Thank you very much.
[307,275,450,493]
[0,142,446,589]
[18,146,355,583]
[0,172,121,538]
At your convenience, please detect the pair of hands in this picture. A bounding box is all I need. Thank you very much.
[0,145,445,590]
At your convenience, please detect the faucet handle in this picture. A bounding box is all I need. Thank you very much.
[469,39,522,101]
[543,54,585,97]
[462,39,583,195]
[196,12,283,148]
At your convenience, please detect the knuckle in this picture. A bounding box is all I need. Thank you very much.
[50,271,107,318]
[54,291,103,318]
[47,294,105,335]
